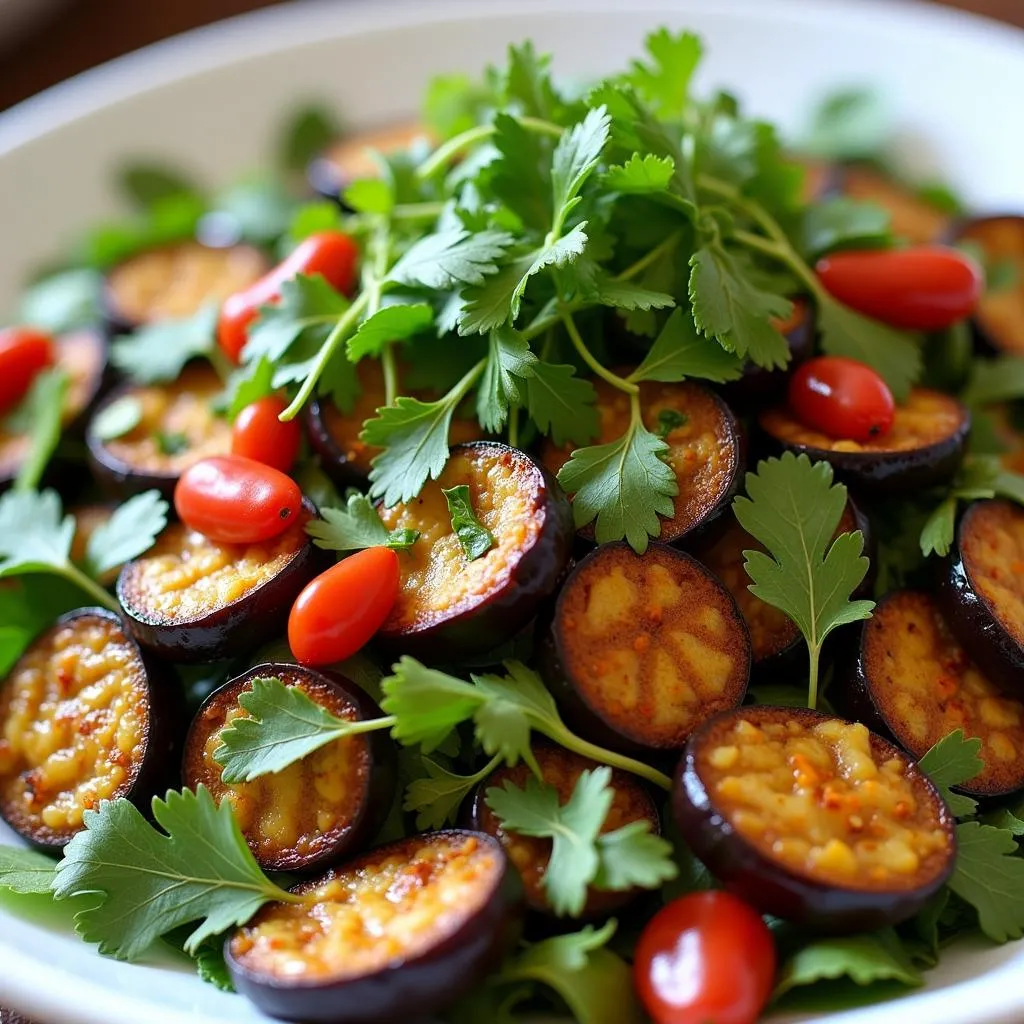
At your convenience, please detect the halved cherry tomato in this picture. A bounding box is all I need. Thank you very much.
[231,396,302,472]
[217,230,360,363]
[288,547,400,665]
[815,246,982,331]
[788,355,895,442]
[174,455,302,545]
[634,891,776,1024]
[0,327,56,415]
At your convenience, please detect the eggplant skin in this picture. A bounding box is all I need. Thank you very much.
[226,830,524,1024]
[0,607,183,852]
[940,507,1024,697]
[182,663,396,873]
[304,397,368,490]
[117,499,328,663]
[378,443,574,664]
[673,706,957,934]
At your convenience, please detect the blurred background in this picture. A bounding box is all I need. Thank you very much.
[0,0,1021,112]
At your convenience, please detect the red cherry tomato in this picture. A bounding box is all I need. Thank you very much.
[231,396,302,472]
[217,231,360,363]
[788,355,895,442]
[174,455,302,545]
[634,891,776,1024]
[0,327,56,415]
[288,547,400,665]
[815,246,982,331]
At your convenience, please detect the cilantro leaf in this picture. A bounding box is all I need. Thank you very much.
[498,922,643,1024]
[504,41,563,121]
[346,303,433,360]
[222,357,275,422]
[343,178,395,216]
[948,821,1024,943]
[9,368,68,492]
[0,844,57,894]
[388,229,513,291]
[558,420,677,553]
[594,276,676,312]
[817,301,921,402]
[486,770,612,916]
[630,307,744,383]
[801,197,891,259]
[487,112,553,231]
[118,163,201,209]
[443,484,494,560]
[802,88,889,162]
[211,676,389,783]
[962,356,1024,407]
[592,820,678,891]
[476,327,538,433]
[604,153,676,193]
[84,491,169,578]
[774,929,922,1002]
[306,493,419,553]
[110,304,219,384]
[52,786,296,960]
[918,730,983,818]
[404,756,496,831]
[164,929,235,993]
[551,106,611,229]
[19,268,104,334]
[626,28,703,120]
[458,256,536,334]
[919,496,959,559]
[91,395,143,441]
[689,245,792,370]
[733,453,874,708]
[524,361,600,447]
[0,489,75,573]
[279,103,339,175]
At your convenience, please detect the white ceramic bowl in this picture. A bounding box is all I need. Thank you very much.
[0,2,1022,1023]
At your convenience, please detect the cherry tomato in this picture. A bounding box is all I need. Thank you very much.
[174,455,302,545]
[815,246,982,331]
[788,355,895,442]
[634,891,776,1024]
[0,327,56,415]
[231,396,302,472]
[217,230,360,363]
[288,547,400,665]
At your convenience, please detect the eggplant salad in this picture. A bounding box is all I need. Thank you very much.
[4,29,1024,1024]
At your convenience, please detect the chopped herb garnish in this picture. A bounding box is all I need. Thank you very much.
[443,483,495,560]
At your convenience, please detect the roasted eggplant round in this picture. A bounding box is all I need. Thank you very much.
[941,500,1024,695]
[0,329,108,492]
[722,298,816,407]
[305,360,480,489]
[758,387,969,495]
[541,542,751,757]
[0,607,180,850]
[117,499,324,662]
[468,744,660,919]
[673,705,957,933]
[542,379,743,547]
[838,163,951,245]
[226,830,522,1024]
[695,501,870,677]
[87,362,232,498]
[952,215,1024,356]
[105,240,270,331]
[376,442,573,662]
[844,589,1024,796]
[183,663,396,872]
[307,121,434,202]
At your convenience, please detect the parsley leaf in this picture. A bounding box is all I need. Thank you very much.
[558,419,677,553]
[593,276,676,312]
[604,153,676,193]
[948,822,1024,943]
[306,493,419,553]
[524,361,600,446]
[222,356,275,422]
[346,303,433,360]
[9,368,68,492]
[801,197,891,259]
[212,676,390,783]
[689,244,792,370]
[19,269,105,334]
[52,786,297,960]
[919,496,959,559]
[279,103,339,175]
[388,229,513,291]
[443,484,495,560]
[733,453,874,708]
[550,106,611,231]
[84,491,169,578]
[111,304,219,384]
[0,844,57,894]
[802,88,889,162]
[91,395,143,441]
[625,28,703,120]
[630,307,744,383]
[918,730,984,818]
[962,356,1024,406]
[476,327,538,433]
[118,163,201,209]
[404,756,499,831]
[497,921,643,1024]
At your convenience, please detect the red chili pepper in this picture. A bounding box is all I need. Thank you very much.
[0,327,56,415]
[217,231,360,363]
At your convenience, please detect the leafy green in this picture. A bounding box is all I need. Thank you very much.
[19,269,105,333]
[118,163,201,209]
[801,197,891,258]
[388,229,513,291]
[917,729,984,818]
[279,103,339,174]
[524,361,599,446]
[801,88,889,161]
[83,491,169,578]
[90,395,143,441]
[8,368,68,492]
[52,786,297,960]
[212,676,390,783]
[948,822,1024,943]
[962,356,1024,406]
[404,756,498,830]
[110,304,219,384]
[604,153,676,193]
[443,484,495,560]
[733,453,873,708]
[625,27,703,120]
[476,327,538,433]
[630,307,744,383]
[306,493,419,553]
[346,303,433,360]
[0,845,58,894]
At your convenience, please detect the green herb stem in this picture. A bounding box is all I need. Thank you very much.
[617,229,683,282]
[508,405,520,449]
[206,344,235,385]
[365,216,397,405]
[808,645,822,712]
[59,563,120,614]
[416,116,564,181]
[561,310,638,396]
[391,201,447,222]
[732,228,825,301]
[548,725,672,791]
[279,290,371,421]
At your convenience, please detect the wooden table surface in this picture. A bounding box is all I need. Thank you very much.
[0,0,1021,112]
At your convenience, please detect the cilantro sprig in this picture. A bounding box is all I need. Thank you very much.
[306,492,419,553]
[733,453,874,708]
